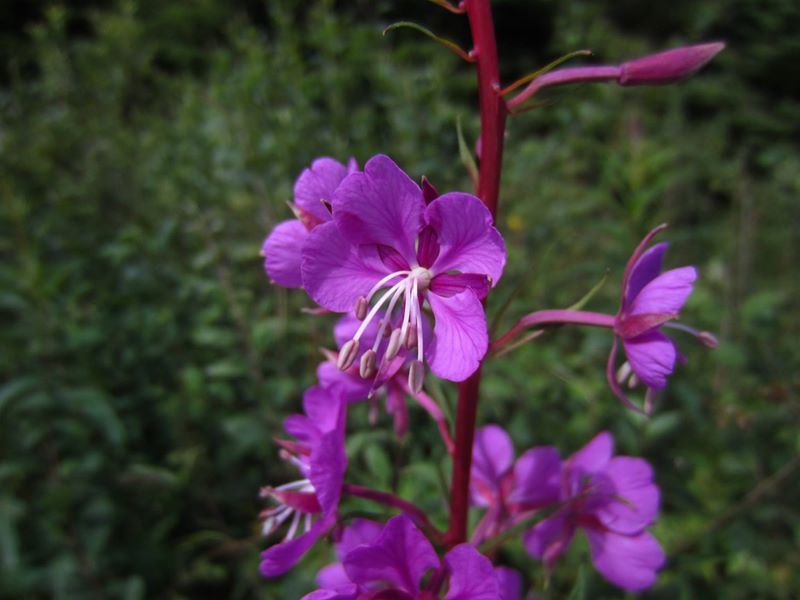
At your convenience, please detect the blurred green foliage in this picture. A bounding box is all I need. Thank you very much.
[0,0,798,598]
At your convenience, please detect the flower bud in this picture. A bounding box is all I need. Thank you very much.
[619,42,725,86]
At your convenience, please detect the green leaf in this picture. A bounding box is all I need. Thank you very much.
[383,22,472,62]
[457,116,479,190]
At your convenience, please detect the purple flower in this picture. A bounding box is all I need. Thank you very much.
[304,514,520,600]
[259,385,348,577]
[523,432,665,592]
[608,224,708,412]
[262,157,358,288]
[470,425,561,543]
[301,154,506,388]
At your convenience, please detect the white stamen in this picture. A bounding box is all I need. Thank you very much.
[366,269,411,302]
[353,280,405,342]
[372,283,405,351]
[284,511,301,541]
[386,328,403,360]
[275,478,312,492]
[304,512,312,533]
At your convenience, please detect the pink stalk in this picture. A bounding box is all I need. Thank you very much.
[491,309,616,352]
[446,0,507,549]
[343,483,444,543]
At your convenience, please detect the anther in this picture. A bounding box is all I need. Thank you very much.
[385,329,403,360]
[405,326,417,349]
[354,296,368,321]
[616,362,632,385]
[698,331,719,349]
[408,360,425,394]
[337,339,359,370]
[627,373,640,389]
[359,349,377,378]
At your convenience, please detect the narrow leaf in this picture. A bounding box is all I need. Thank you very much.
[567,270,608,311]
[383,21,473,62]
[426,0,465,14]
[500,49,593,96]
[456,116,479,189]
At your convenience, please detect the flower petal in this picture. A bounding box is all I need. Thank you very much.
[606,337,645,413]
[443,544,500,600]
[430,273,490,300]
[471,425,515,505]
[523,513,575,570]
[263,220,307,288]
[627,266,697,317]
[309,398,347,515]
[294,157,351,223]
[260,512,336,577]
[508,446,562,507]
[585,529,665,592]
[596,457,659,534]
[343,514,439,594]
[302,585,360,600]
[623,330,678,389]
[425,289,488,382]
[567,431,613,480]
[624,242,668,306]
[494,567,522,600]
[337,518,384,560]
[317,362,373,403]
[333,155,424,262]
[302,222,388,311]
[426,193,506,285]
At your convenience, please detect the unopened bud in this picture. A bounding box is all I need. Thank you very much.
[354,296,368,321]
[337,339,359,370]
[359,349,377,379]
[408,360,425,394]
[619,42,725,86]
[386,329,403,360]
[698,331,719,349]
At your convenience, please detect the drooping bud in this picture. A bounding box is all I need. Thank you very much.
[354,296,369,320]
[408,360,425,393]
[337,339,359,370]
[359,349,377,378]
[386,329,404,360]
[619,42,725,86]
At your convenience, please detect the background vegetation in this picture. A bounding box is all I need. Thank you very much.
[1,0,798,598]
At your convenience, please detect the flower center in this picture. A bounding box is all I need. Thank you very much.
[409,266,433,292]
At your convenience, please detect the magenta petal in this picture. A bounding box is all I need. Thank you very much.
[523,513,575,569]
[302,222,388,311]
[624,242,668,306]
[294,157,350,223]
[425,289,488,382]
[316,564,352,591]
[430,273,490,300]
[303,385,345,434]
[471,425,515,504]
[303,584,360,600]
[596,457,659,534]
[586,529,665,592]
[494,567,521,600]
[333,155,425,262]
[443,544,499,600]
[567,431,613,479]
[309,400,347,515]
[509,446,562,507]
[426,193,506,285]
[343,514,439,594]
[260,512,336,577]
[317,362,373,402]
[263,220,307,288]
[623,331,678,389]
[627,266,697,317]
[337,519,383,560]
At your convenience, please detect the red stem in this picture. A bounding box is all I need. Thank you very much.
[343,483,444,543]
[446,0,507,548]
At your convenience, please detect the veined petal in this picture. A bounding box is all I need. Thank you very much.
[426,193,506,285]
[596,457,659,534]
[260,512,336,577]
[585,529,665,592]
[627,266,697,317]
[316,564,352,591]
[623,331,678,389]
[343,514,439,594]
[317,362,373,403]
[263,220,307,288]
[294,157,351,223]
[624,242,668,306]
[309,399,347,515]
[430,273,490,299]
[509,446,562,507]
[443,544,499,600]
[302,222,388,311]
[333,155,424,262]
[567,431,613,480]
[426,289,488,382]
[303,385,345,434]
[336,519,383,561]
[471,425,515,502]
